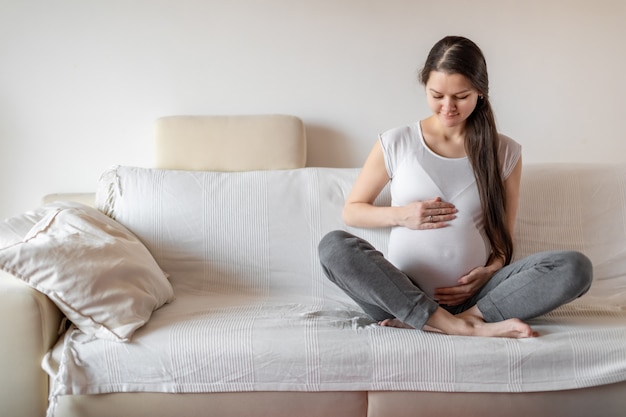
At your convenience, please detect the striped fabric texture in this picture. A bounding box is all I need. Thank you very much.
[45,164,626,396]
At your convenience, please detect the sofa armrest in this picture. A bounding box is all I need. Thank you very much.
[42,192,96,206]
[0,270,63,417]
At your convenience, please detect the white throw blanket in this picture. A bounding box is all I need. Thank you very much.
[44,165,626,399]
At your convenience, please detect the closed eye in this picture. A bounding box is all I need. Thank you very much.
[431,95,470,100]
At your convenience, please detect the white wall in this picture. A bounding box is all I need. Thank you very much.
[1,0,625,220]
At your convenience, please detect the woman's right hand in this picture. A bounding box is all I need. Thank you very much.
[343,141,457,230]
[398,197,457,230]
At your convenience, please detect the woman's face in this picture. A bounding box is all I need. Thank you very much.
[425,71,480,129]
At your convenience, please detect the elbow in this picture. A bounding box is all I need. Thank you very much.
[341,205,357,227]
[341,208,352,227]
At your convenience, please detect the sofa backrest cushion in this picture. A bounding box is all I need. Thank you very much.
[154,114,307,172]
[96,163,626,302]
[97,166,389,304]
[513,163,626,300]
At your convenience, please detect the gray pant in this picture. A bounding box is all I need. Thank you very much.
[318,230,592,329]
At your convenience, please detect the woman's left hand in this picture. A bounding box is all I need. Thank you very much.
[433,266,496,306]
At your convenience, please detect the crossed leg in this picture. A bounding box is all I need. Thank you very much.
[319,231,590,339]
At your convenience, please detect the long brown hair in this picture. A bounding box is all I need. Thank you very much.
[419,36,513,265]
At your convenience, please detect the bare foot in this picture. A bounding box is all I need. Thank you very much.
[459,315,537,338]
[435,308,538,338]
[379,319,454,335]
[423,324,445,334]
[378,308,538,339]
[379,318,414,329]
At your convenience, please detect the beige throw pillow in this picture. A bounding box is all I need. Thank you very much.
[0,202,174,342]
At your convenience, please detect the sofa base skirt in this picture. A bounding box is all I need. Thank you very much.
[52,381,626,417]
[368,381,626,417]
[53,391,368,417]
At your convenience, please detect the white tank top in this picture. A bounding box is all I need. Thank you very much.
[380,122,521,298]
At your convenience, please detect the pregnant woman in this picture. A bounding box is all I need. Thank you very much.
[318,36,592,338]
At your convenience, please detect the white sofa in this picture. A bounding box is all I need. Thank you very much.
[1,115,626,417]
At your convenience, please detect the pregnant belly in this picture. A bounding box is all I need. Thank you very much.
[387,225,490,298]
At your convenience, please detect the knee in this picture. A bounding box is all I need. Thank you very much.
[557,251,593,298]
[318,230,354,266]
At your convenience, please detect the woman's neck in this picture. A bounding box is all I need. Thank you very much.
[421,116,467,158]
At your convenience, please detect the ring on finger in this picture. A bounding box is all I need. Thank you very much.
[429,215,433,222]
